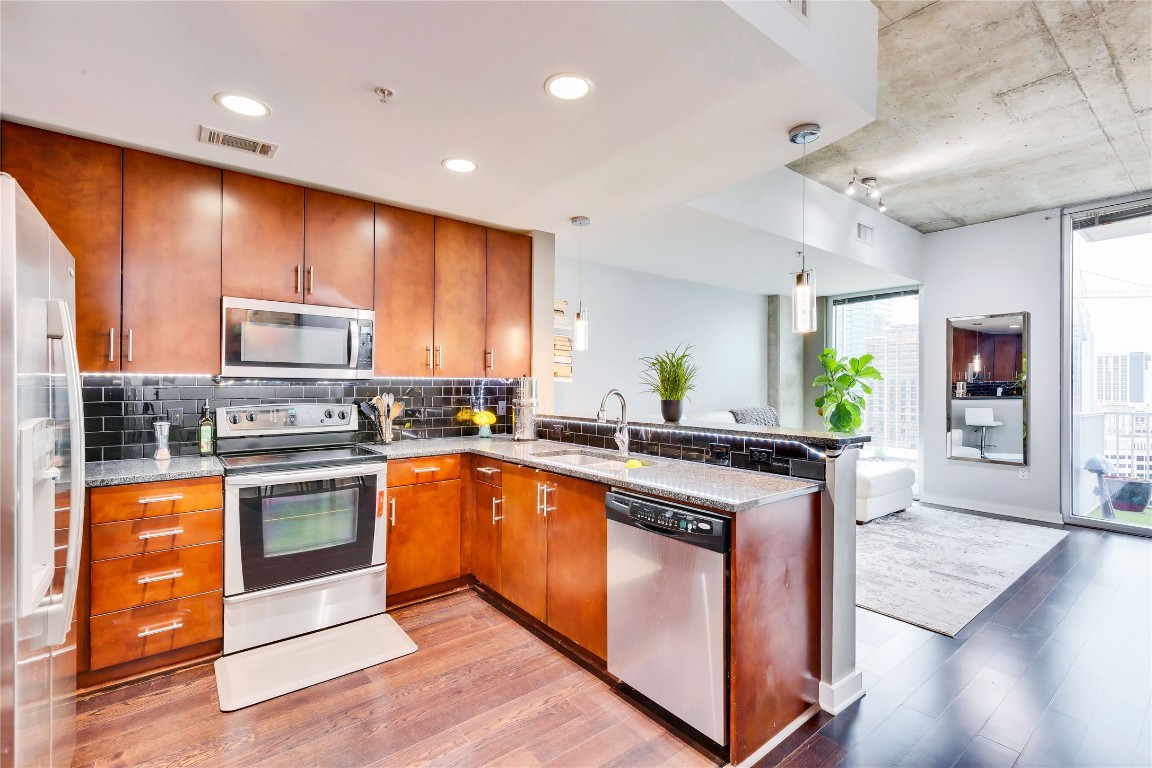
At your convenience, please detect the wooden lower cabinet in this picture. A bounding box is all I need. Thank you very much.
[89,591,223,670]
[498,463,548,622]
[387,480,462,595]
[473,481,503,592]
[544,473,608,660]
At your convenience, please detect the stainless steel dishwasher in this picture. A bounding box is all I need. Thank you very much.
[606,490,730,745]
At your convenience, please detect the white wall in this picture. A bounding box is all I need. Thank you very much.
[552,258,769,419]
[920,210,1062,523]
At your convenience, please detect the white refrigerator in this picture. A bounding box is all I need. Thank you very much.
[0,173,86,767]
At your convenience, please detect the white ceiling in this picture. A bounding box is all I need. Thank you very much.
[0,0,886,296]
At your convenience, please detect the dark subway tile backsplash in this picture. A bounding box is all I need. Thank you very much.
[537,416,830,482]
[82,374,515,461]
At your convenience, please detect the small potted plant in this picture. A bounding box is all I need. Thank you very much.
[639,343,700,423]
[472,409,496,438]
[812,348,882,434]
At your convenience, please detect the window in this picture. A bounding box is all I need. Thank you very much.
[832,291,920,457]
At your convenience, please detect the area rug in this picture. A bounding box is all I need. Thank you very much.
[856,504,1067,636]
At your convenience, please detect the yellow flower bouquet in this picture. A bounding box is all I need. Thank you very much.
[472,409,496,437]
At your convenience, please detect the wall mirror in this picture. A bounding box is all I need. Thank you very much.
[947,312,1029,465]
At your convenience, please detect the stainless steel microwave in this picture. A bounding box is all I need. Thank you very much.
[221,297,374,379]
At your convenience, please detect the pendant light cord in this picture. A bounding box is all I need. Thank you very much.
[578,224,583,307]
[800,140,807,272]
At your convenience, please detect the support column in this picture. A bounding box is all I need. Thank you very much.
[819,445,864,714]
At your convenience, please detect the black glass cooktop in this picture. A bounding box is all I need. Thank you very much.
[219,445,385,475]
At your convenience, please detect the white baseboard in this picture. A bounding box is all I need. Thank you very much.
[730,703,821,768]
[917,493,1063,525]
[818,669,865,715]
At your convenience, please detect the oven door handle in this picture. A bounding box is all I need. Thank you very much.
[223,564,387,603]
[224,462,389,488]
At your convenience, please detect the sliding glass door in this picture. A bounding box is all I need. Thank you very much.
[832,290,920,472]
[1064,198,1152,535]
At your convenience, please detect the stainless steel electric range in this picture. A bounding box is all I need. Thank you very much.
[216,403,388,654]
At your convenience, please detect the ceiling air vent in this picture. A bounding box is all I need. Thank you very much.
[198,126,278,158]
[856,222,875,246]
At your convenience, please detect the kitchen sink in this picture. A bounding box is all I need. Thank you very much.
[532,450,649,472]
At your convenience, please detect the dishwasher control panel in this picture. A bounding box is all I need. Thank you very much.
[606,491,729,553]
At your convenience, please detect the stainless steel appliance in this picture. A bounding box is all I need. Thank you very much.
[512,375,538,441]
[606,490,729,745]
[0,174,86,767]
[221,296,374,379]
[217,403,388,654]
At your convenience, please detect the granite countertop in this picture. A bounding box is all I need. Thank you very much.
[84,437,819,512]
[363,436,819,512]
[85,455,224,488]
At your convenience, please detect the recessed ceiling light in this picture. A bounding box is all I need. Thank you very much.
[442,158,478,173]
[214,92,271,118]
[545,73,594,100]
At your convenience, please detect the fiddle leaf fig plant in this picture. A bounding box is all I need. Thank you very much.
[812,348,883,434]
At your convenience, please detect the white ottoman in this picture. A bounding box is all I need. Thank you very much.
[856,463,916,523]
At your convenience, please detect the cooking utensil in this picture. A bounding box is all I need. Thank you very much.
[360,401,384,442]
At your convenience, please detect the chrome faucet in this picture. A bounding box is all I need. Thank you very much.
[596,389,629,456]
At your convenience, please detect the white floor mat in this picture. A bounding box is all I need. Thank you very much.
[214,613,417,711]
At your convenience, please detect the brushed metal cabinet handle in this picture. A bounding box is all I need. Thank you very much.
[295,264,302,294]
[476,467,500,475]
[435,345,443,369]
[138,527,184,540]
[137,621,183,638]
[389,497,396,527]
[307,266,314,294]
[126,328,133,362]
[425,345,433,370]
[109,328,116,362]
[137,494,184,504]
[492,497,503,523]
[486,349,494,370]
[411,467,440,474]
[137,569,183,585]
[543,485,556,518]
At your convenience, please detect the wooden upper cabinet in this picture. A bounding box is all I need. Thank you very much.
[500,463,547,621]
[122,150,221,374]
[485,228,532,378]
[546,473,608,660]
[303,189,374,310]
[222,172,304,303]
[1,122,123,372]
[433,217,487,377]
[374,205,435,376]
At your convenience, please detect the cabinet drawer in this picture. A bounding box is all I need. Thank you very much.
[90,477,223,523]
[388,455,461,486]
[473,456,503,487]
[89,591,223,670]
[90,542,223,615]
[91,509,223,562]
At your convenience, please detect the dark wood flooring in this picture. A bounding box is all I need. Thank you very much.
[759,522,1152,768]
[73,522,1151,768]
[72,590,720,768]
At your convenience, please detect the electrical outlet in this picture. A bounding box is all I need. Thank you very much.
[166,407,184,425]
[1018,467,1029,479]
[707,443,730,465]
[749,448,772,464]
[497,400,507,416]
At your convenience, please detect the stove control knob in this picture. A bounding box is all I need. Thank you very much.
[228,412,241,425]
[324,409,334,419]
[245,411,258,422]
[337,409,348,420]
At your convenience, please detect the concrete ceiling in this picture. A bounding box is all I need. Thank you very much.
[788,0,1152,233]
[0,0,881,297]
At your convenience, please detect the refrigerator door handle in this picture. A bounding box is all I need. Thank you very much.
[46,298,85,646]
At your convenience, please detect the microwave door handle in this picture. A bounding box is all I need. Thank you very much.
[348,320,358,368]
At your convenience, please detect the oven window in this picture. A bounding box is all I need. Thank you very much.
[262,487,359,557]
[236,475,380,593]
[241,320,350,366]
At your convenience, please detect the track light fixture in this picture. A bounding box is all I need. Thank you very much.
[846,170,859,196]
[845,171,889,214]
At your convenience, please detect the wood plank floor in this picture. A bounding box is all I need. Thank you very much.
[758,521,1152,768]
[73,590,721,768]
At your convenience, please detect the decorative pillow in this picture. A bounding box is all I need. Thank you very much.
[730,406,780,427]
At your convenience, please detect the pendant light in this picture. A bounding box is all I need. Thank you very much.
[788,123,820,334]
[571,216,590,351]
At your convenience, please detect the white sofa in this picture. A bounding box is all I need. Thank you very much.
[856,462,916,523]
